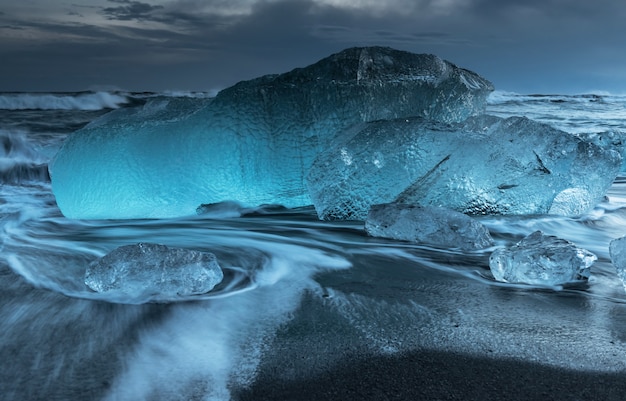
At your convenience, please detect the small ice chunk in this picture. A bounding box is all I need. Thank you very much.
[489,231,596,285]
[85,243,223,300]
[609,236,626,291]
[365,203,493,250]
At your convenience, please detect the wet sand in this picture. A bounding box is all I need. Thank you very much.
[238,349,626,401]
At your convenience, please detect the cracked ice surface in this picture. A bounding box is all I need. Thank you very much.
[609,236,626,292]
[49,47,493,219]
[85,243,223,302]
[489,231,596,286]
[365,203,493,250]
[307,115,621,220]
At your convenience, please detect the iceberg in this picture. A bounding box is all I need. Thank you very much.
[609,236,626,291]
[49,47,493,219]
[365,203,493,250]
[85,243,224,301]
[577,131,626,172]
[307,115,621,220]
[489,231,595,285]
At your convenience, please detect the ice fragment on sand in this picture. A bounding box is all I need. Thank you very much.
[49,46,493,219]
[489,231,595,285]
[85,243,223,300]
[307,115,621,220]
[365,203,493,250]
[609,236,626,292]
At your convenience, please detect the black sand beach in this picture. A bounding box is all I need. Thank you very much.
[239,349,626,401]
[232,287,626,401]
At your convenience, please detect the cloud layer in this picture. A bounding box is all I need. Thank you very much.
[0,0,624,92]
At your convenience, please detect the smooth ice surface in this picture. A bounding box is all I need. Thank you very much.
[85,243,224,301]
[49,47,493,219]
[609,236,626,292]
[365,203,493,250]
[489,231,596,285]
[307,115,621,220]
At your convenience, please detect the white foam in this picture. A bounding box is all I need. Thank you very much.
[0,92,130,110]
[102,245,350,401]
[486,90,522,104]
[326,286,626,372]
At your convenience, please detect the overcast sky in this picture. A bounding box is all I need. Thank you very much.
[1,0,624,94]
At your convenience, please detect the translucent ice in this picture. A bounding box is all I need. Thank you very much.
[85,243,224,301]
[307,115,621,220]
[365,203,493,250]
[578,131,626,172]
[609,236,626,291]
[489,231,596,285]
[49,46,493,219]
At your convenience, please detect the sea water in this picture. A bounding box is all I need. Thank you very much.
[2,91,626,400]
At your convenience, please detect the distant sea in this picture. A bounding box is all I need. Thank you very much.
[1,90,626,400]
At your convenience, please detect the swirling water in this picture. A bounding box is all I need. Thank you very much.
[2,91,626,400]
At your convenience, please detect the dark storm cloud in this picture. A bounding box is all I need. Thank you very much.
[485,0,624,14]
[101,0,164,21]
[0,0,625,92]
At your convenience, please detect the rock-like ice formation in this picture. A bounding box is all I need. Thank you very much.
[85,243,224,301]
[578,131,626,172]
[609,236,626,291]
[49,47,493,219]
[365,203,493,250]
[489,231,596,285]
[307,115,621,220]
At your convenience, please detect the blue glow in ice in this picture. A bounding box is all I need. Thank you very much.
[49,47,493,219]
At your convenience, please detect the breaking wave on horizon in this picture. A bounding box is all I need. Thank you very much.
[0,91,216,111]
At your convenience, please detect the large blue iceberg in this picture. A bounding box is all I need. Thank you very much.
[307,116,621,220]
[49,47,493,219]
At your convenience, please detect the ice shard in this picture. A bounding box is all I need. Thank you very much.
[609,236,626,291]
[365,203,493,250]
[489,231,595,286]
[49,47,493,219]
[85,243,223,301]
[307,116,621,220]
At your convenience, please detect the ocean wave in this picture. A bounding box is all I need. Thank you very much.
[0,131,51,184]
[0,91,131,111]
[487,91,626,133]
[488,90,626,106]
[158,90,217,98]
[0,161,49,184]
